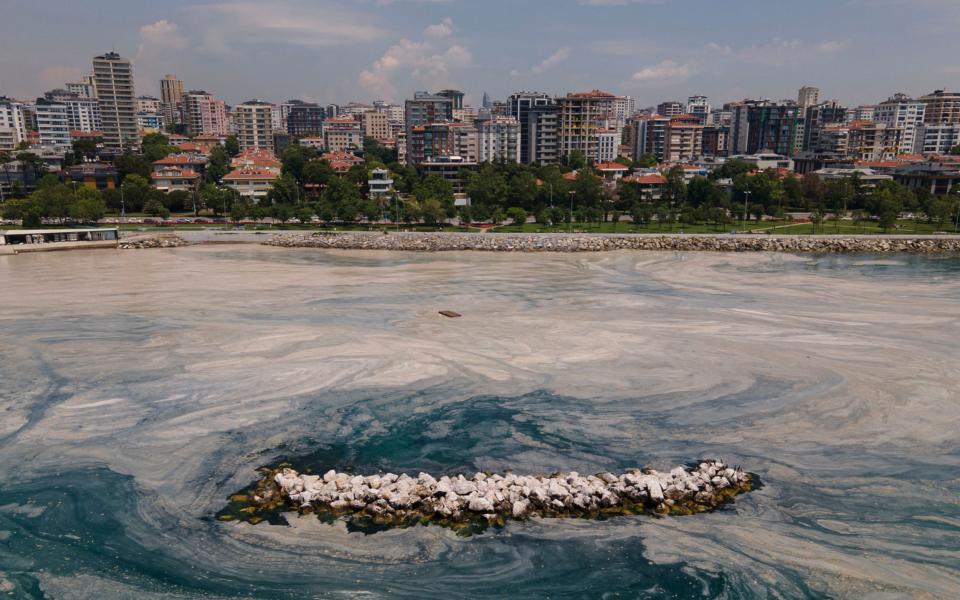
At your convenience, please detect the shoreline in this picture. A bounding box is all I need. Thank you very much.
[261,231,960,253]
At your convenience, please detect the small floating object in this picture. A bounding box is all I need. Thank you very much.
[438,310,462,318]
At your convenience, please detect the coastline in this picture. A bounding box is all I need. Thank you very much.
[261,231,960,253]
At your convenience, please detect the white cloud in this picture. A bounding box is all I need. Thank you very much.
[591,39,657,56]
[190,1,386,53]
[359,37,471,100]
[424,17,453,38]
[532,47,570,74]
[630,60,691,85]
[816,40,848,53]
[140,20,188,49]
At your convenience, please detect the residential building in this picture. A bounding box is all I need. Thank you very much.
[612,96,635,130]
[323,116,363,152]
[437,89,465,110]
[509,91,552,164]
[476,114,520,163]
[597,129,619,162]
[137,113,165,132]
[284,100,326,137]
[730,152,795,171]
[321,151,364,174]
[632,114,671,161]
[137,96,162,115]
[874,94,925,154]
[729,100,802,156]
[1,97,29,151]
[656,101,684,117]
[34,98,71,149]
[686,95,711,125]
[368,167,394,199]
[234,100,276,152]
[558,89,616,162]
[701,125,729,157]
[182,91,229,137]
[919,90,960,124]
[803,101,847,152]
[818,121,902,161]
[66,78,96,99]
[797,86,820,108]
[152,153,208,179]
[621,172,666,201]
[159,74,184,126]
[363,110,390,141]
[525,104,560,165]
[664,114,704,163]
[92,51,138,152]
[847,105,876,123]
[419,156,476,193]
[405,91,455,132]
[151,166,200,192]
[231,148,282,172]
[65,162,118,190]
[299,136,324,151]
[407,122,478,165]
[890,159,960,195]
[915,123,960,155]
[222,168,276,202]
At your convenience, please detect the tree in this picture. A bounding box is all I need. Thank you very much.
[205,145,230,184]
[114,154,151,180]
[270,203,293,223]
[506,207,528,227]
[224,135,240,157]
[281,145,307,180]
[321,176,364,221]
[144,197,171,219]
[565,149,587,170]
[631,202,653,228]
[267,173,300,205]
[364,137,397,164]
[120,174,151,212]
[72,136,102,162]
[536,208,552,227]
[508,171,538,210]
[634,153,658,168]
[302,159,336,189]
[927,196,954,230]
[69,188,106,223]
[142,133,176,162]
[801,173,826,209]
[571,169,603,211]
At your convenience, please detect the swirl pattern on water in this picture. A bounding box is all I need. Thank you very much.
[0,247,958,598]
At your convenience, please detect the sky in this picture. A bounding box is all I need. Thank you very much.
[2,0,959,109]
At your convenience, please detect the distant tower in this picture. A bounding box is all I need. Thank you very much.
[159,74,185,127]
[482,91,492,109]
[798,86,820,108]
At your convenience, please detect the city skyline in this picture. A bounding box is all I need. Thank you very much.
[3,0,960,107]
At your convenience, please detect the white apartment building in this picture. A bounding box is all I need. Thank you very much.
[916,123,960,155]
[234,101,276,152]
[874,94,925,154]
[476,115,520,163]
[597,129,619,162]
[0,98,28,150]
[35,99,71,149]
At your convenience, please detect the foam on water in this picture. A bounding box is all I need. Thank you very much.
[0,246,958,598]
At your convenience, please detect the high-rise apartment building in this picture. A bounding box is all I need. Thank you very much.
[34,98,71,149]
[874,94,925,154]
[919,90,960,125]
[283,100,326,137]
[558,89,616,162]
[656,101,684,117]
[509,91,552,164]
[159,74,184,127]
[802,101,847,151]
[323,116,363,152]
[686,95,711,125]
[915,123,960,154]
[525,104,560,165]
[437,89,465,111]
[0,97,28,151]
[476,114,520,163]
[362,110,390,141]
[183,91,229,137]
[234,100,276,153]
[797,86,820,108]
[664,114,703,163]
[92,52,138,151]
[45,89,103,133]
[407,122,477,165]
[729,100,802,156]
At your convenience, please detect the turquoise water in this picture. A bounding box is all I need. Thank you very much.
[0,247,958,598]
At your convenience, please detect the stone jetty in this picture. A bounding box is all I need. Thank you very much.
[264,232,960,253]
[221,460,752,531]
[118,234,190,249]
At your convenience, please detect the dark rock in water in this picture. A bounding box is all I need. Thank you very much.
[219,460,753,535]
[439,310,462,318]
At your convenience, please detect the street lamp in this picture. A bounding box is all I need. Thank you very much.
[568,190,575,233]
[742,190,751,231]
[119,181,126,223]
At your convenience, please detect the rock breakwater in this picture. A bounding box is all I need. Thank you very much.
[264,232,960,253]
[119,234,190,249]
[220,460,752,533]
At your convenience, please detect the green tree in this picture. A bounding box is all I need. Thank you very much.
[506,206,528,226]
[205,145,230,184]
[281,145,307,180]
[634,153,659,168]
[144,197,171,218]
[69,188,106,223]
[926,196,954,230]
[302,160,335,189]
[565,149,587,170]
[120,174,152,212]
[114,154,151,180]
[224,135,240,157]
[267,173,300,205]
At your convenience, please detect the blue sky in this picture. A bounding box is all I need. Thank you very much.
[2,0,959,108]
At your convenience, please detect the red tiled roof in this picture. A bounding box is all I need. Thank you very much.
[623,173,667,185]
[151,168,200,179]
[154,154,206,166]
[595,162,629,171]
